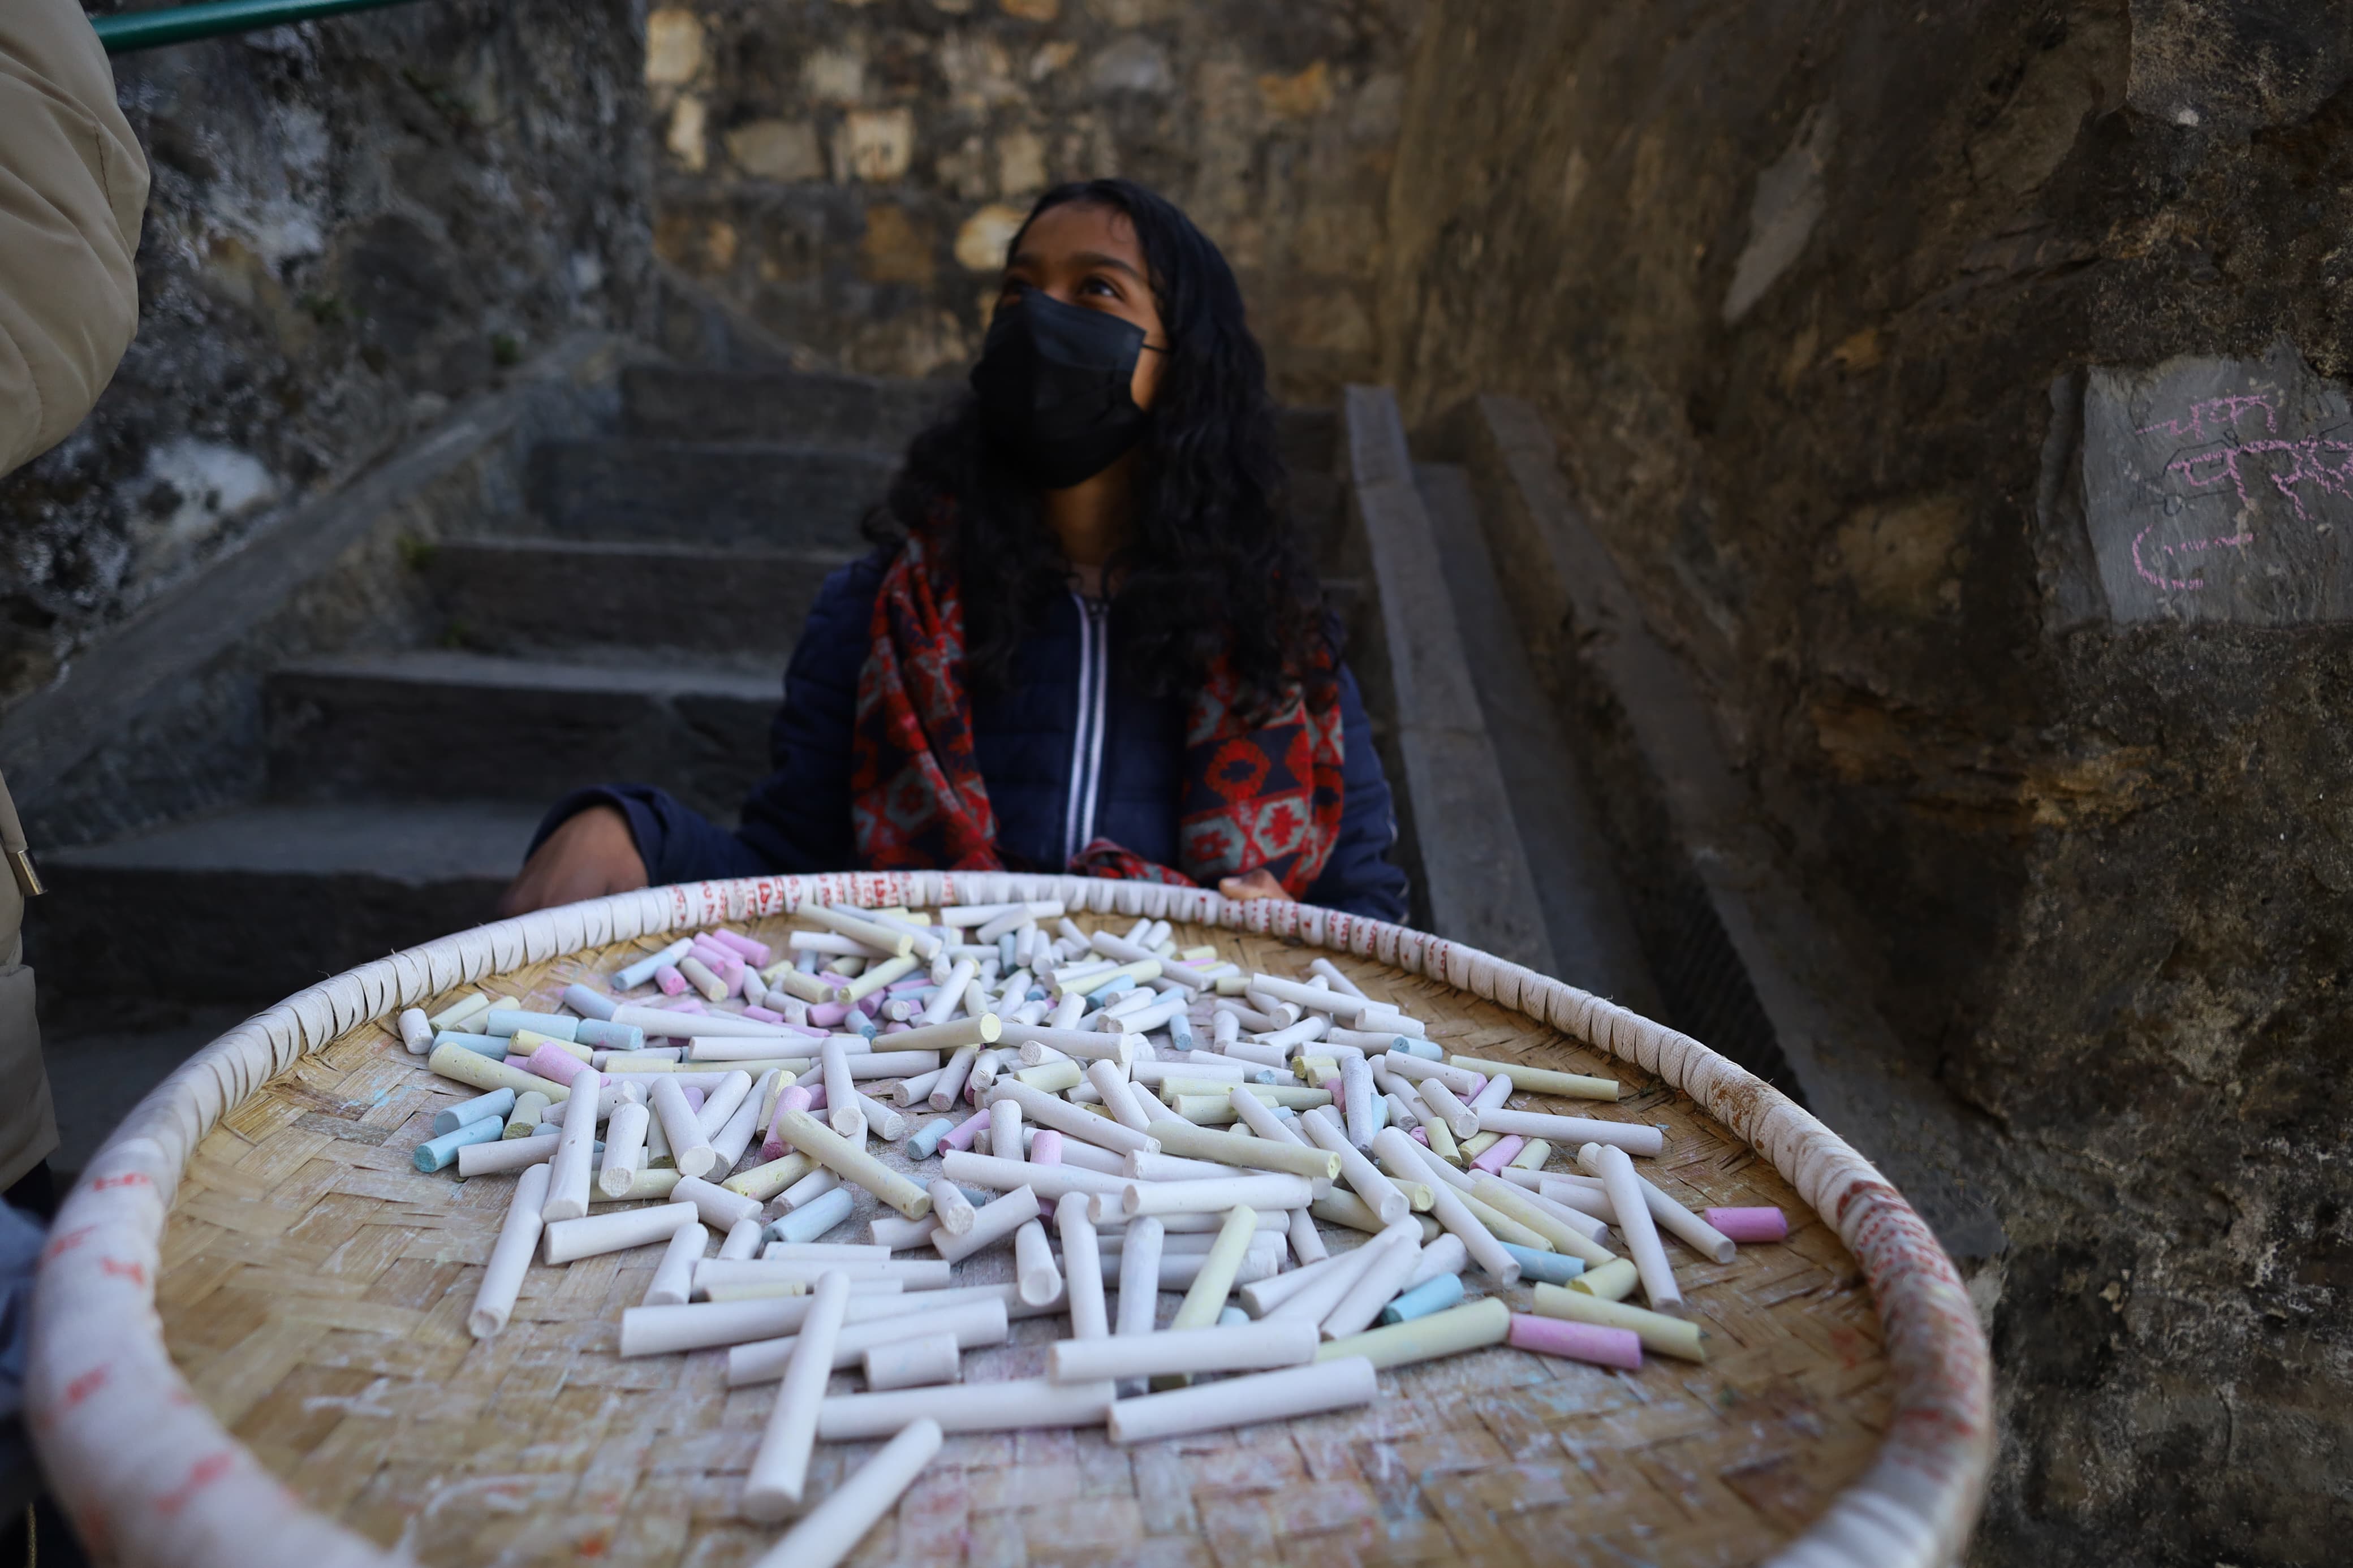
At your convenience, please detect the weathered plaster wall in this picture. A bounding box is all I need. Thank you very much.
[1378,2,2353,1560]
[637,0,1417,401]
[0,0,651,711]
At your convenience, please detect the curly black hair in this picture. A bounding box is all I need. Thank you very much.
[863,178,1328,720]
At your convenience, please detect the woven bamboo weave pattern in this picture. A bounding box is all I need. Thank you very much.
[153,914,1891,1568]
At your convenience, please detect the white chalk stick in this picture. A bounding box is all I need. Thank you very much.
[745,1416,941,1568]
[1106,1357,1376,1443]
[542,1200,698,1265]
[643,1220,710,1307]
[863,1329,961,1391]
[1049,1317,1317,1382]
[467,1162,550,1338]
[816,1377,1114,1440]
[743,1269,852,1518]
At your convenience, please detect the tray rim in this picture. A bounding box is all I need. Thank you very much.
[28,869,1993,1568]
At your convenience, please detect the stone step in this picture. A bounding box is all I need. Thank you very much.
[1413,462,1662,1014]
[622,364,961,450]
[608,374,1352,572]
[1341,386,1554,971]
[31,801,541,1003]
[264,650,778,819]
[424,537,858,661]
[529,439,895,547]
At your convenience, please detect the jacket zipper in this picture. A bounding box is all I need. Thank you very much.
[1062,591,1110,866]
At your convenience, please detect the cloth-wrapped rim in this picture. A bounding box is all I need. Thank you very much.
[28,870,1994,1567]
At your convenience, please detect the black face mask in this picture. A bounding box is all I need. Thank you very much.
[971,288,1156,489]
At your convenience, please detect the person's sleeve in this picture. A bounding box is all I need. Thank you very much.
[524,554,885,884]
[1303,663,1411,922]
[0,0,150,477]
[733,552,883,875]
[523,784,770,887]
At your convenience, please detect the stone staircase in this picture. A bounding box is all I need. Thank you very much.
[30,366,1369,1017]
[33,366,942,1012]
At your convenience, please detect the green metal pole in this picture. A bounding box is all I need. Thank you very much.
[92,0,432,54]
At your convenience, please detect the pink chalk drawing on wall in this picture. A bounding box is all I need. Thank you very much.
[2137,393,2279,444]
[2128,391,2353,591]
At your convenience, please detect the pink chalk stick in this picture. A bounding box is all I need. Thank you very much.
[803,1085,828,1113]
[1464,1074,1488,1097]
[707,928,771,967]
[524,1042,597,1087]
[887,977,930,994]
[1410,1126,1430,1146]
[944,1113,988,1152]
[1030,1130,1063,1166]
[1704,1206,1789,1244]
[1472,1135,1525,1176]
[1508,1313,1641,1370]
[880,1022,911,1036]
[761,1086,815,1160]
[744,1006,786,1025]
[654,964,687,996]
[781,1021,828,1038]
[668,999,709,1016]
[809,1002,851,1029]
[503,1055,532,1072]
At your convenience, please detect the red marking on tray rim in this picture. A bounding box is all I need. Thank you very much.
[98,1256,148,1287]
[41,1225,94,1262]
[155,1451,236,1516]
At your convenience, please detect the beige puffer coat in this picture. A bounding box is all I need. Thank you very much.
[0,0,149,1187]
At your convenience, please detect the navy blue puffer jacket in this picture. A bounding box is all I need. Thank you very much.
[532,549,1411,921]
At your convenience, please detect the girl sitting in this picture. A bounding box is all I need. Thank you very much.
[502,178,1408,922]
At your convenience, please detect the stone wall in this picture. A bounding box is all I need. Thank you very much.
[0,0,651,712]
[638,0,1417,401]
[1377,2,2353,1561]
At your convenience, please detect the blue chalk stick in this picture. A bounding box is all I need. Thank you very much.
[614,939,693,991]
[1500,1243,1585,1285]
[413,1117,505,1172]
[1380,1272,1466,1325]
[908,1117,954,1160]
[487,1008,576,1041]
[563,983,619,1021]
[435,1031,509,1058]
[1085,977,1136,1009]
[769,1186,854,1245]
[432,1087,516,1137]
[575,1018,643,1051]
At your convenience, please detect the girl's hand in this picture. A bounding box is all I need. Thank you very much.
[1217,869,1290,902]
[498,805,649,916]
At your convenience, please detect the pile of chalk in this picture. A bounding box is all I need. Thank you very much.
[395,900,1790,1568]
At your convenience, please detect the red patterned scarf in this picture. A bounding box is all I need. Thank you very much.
[850,524,1346,895]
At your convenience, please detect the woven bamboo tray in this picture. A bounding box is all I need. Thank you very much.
[29,872,1990,1567]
